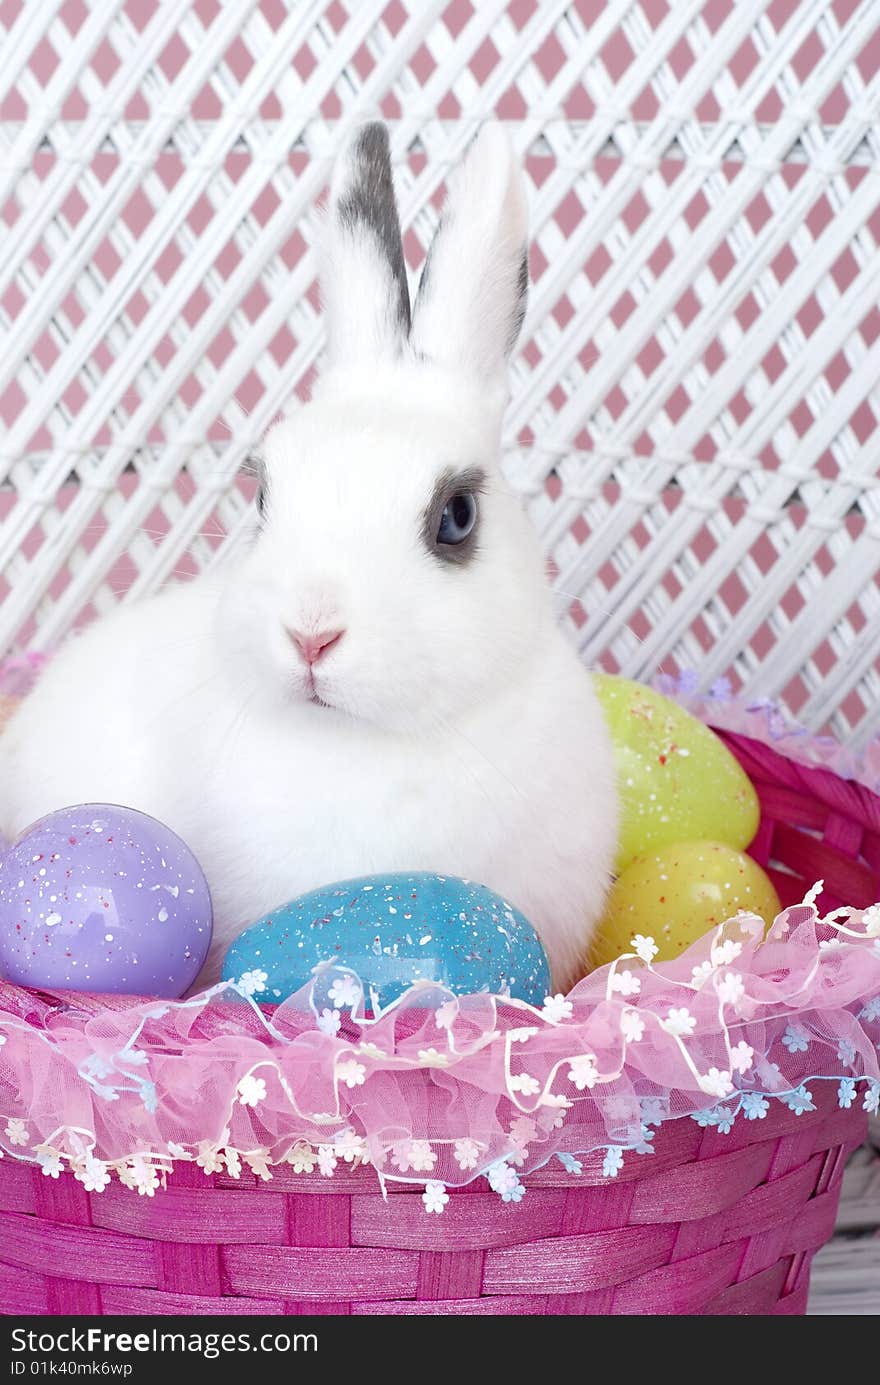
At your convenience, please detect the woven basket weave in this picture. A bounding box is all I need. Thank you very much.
[718,729,880,914]
[0,726,875,1316]
[0,1084,866,1317]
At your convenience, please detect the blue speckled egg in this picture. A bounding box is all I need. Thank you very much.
[221,872,550,1007]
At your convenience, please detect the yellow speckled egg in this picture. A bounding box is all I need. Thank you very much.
[587,840,782,969]
[592,673,760,872]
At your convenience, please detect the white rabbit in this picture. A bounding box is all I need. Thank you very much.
[0,123,617,990]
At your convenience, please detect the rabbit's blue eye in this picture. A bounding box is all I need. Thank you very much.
[423,468,484,565]
[437,491,476,546]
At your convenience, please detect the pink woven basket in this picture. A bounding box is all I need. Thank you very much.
[0,726,876,1316]
[717,730,880,915]
[0,1084,866,1317]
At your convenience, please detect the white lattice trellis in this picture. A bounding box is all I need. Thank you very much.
[1,0,878,743]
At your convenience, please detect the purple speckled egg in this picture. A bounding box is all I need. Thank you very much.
[0,804,212,997]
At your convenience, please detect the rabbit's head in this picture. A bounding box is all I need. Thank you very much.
[221,122,552,732]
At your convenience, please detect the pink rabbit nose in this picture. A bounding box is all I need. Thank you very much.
[288,627,345,666]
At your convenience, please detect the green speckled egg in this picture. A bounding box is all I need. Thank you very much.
[592,674,760,872]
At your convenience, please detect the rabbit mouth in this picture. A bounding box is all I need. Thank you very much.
[303,669,334,710]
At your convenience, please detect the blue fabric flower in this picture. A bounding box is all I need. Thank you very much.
[757,1059,783,1088]
[859,997,880,1023]
[639,1097,666,1127]
[781,1024,809,1054]
[80,1053,115,1079]
[140,1081,158,1114]
[501,1180,526,1203]
[691,1104,736,1133]
[486,1159,516,1193]
[86,1081,120,1102]
[709,677,732,700]
[837,1078,856,1109]
[864,1082,879,1115]
[602,1147,624,1178]
[783,1085,815,1116]
[556,1152,582,1175]
[741,1092,769,1120]
[836,1038,857,1068]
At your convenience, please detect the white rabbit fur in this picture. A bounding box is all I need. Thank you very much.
[0,123,617,990]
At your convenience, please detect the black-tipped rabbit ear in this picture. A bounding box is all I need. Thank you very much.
[322,122,411,369]
[410,123,528,385]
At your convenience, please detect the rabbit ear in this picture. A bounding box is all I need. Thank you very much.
[323,122,411,369]
[410,123,528,385]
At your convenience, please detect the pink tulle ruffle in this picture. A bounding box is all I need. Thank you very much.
[0,897,877,1196]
